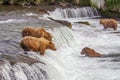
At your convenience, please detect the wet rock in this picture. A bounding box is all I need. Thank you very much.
[91,0,105,9]
[75,21,90,26]
[0,40,23,54]
[38,9,49,14]
[0,60,5,66]
[81,47,101,57]
[58,2,72,7]
[0,40,22,54]
[0,54,45,65]
[17,54,45,65]
[0,54,16,65]
[48,17,72,29]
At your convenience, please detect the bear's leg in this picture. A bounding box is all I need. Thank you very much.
[113,26,117,30]
[102,23,107,30]
[39,50,45,55]
[104,25,107,29]
[21,43,31,51]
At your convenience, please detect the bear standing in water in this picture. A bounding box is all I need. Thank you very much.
[20,36,56,55]
[81,47,101,57]
[22,27,52,41]
[100,19,118,30]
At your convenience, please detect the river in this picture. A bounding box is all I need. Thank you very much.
[0,5,120,80]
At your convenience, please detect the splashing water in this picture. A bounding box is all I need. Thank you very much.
[0,6,120,80]
[44,7,100,19]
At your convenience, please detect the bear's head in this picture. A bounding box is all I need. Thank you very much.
[81,47,89,54]
[36,28,52,41]
[99,19,105,24]
[81,47,95,56]
[45,32,52,41]
[47,41,56,51]
[81,47,101,57]
[22,27,37,37]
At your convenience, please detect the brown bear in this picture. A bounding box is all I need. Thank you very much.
[22,27,37,37]
[22,27,52,41]
[81,47,101,57]
[36,28,52,41]
[100,19,118,30]
[20,36,56,55]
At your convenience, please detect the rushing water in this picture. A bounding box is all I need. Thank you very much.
[0,6,120,80]
[44,7,100,19]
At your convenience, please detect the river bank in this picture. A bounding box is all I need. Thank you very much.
[0,4,120,21]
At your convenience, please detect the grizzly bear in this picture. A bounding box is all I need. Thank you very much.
[81,47,101,57]
[100,19,117,30]
[22,27,52,41]
[20,36,56,55]
[22,27,37,37]
[36,28,52,41]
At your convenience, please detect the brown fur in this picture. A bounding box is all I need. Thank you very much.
[100,19,118,30]
[36,28,52,41]
[20,36,56,55]
[22,27,37,37]
[22,27,52,41]
[81,47,101,57]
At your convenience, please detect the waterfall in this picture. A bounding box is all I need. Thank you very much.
[45,7,100,19]
[0,26,79,80]
[48,26,79,48]
[0,60,49,80]
[1,5,120,80]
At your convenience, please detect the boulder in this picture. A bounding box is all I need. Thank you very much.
[0,54,45,65]
[76,21,90,26]
[48,17,72,29]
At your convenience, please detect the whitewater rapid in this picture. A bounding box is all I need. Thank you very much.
[0,6,120,80]
[25,18,120,80]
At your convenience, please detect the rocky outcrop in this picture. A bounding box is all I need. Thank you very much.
[91,0,105,9]
[58,2,72,7]
[48,17,72,29]
[75,21,90,26]
[0,54,45,65]
[81,47,101,57]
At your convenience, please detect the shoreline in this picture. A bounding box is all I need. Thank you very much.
[0,4,120,21]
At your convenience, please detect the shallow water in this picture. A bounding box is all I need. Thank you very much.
[0,6,120,80]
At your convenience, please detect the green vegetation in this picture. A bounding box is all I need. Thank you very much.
[100,9,120,20]
[105,0,120,10]
[0,0,120,19]
[78,0,91,6]
[99,0,120,20]
[1,0,91,6]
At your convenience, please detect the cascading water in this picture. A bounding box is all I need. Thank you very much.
[0,6,120,80]
[0,25,79,80]
[44,7,100,19]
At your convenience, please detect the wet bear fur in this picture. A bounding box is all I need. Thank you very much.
[20,36,56,55]
[100,19,117,30]
[22,27,52,41]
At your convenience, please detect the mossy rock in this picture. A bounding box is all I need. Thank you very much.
[76,21,90,26]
